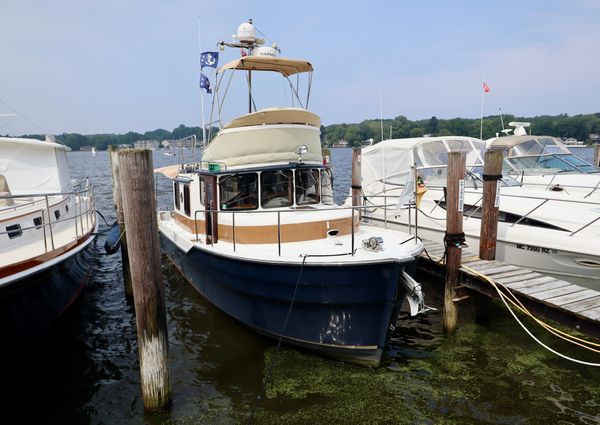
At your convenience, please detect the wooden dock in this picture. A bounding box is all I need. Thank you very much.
[418,240,600,340]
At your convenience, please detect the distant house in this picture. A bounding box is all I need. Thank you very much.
[134,140,160,149]
[590,133,600,143]
[332,139,348,148]
[80,145,94,151]
[563,137,584,146]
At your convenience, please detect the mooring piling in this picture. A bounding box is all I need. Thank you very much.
[594,144,600,168]
[443,151,466,332]
[108,145,133,299]
[352,148,362,220]
[479,150,503,261]
[117,148,171,411]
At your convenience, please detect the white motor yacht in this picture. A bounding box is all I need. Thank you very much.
[487,122,600,199]
[0,135,97,352]
[356,136,600,290]
[155,20,427,366]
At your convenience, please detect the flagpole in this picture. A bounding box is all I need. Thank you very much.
[198,17,207,151]
[379,93,384,141]
[480,79,484,140]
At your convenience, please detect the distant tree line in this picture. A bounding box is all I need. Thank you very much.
[320,112,600,147]
[7,112,600,150]
[10,124,218,151]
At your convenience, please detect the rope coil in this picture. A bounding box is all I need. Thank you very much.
[444,232,466,248]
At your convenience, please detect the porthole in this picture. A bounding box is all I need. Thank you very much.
[54,210,61,220]
[6,224,22,239]
[33,216,43,229]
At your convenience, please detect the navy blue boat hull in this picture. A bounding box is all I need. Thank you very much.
[160,234,411,366]
[0,237,96,354]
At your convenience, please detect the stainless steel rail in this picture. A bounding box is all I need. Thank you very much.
[186,203,394,256]
[0,187,96,255]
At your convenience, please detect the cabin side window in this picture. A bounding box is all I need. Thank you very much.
[295,169,320,205]
[261,170,293,209]
[219,173,258,210]
[183,184,191,216]
[320,169,334,205]
[199,178,206,208]
[174,181,181,210]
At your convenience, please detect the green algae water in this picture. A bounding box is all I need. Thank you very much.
[1,148,598,424]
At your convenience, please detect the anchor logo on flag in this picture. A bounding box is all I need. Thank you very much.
[200,52,219,69]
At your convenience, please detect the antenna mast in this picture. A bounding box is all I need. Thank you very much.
[217,19,265,114]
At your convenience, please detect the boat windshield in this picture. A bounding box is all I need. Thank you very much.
[469,166,521,187]
[219,167,333,211]
[414,139,484,168]
[295,169,320,205]
[510,137,570,157]
[506,153,598,174]
[261,170,293,208]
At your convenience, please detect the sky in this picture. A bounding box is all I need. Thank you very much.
[1,0,599,136]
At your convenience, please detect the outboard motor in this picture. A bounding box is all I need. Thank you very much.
[400,270,433,316]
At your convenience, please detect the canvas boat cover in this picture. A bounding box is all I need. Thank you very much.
[202,108,323,168]
[361,136,485,196]
[223,108,320,130]
[0,136,72,195]
[154,164,181,180]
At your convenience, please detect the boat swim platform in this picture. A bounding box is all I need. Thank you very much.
[417,240,600,340]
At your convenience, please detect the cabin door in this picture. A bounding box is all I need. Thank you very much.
[203,175,218,243]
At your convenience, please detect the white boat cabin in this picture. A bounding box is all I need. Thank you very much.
[165,107,354,245]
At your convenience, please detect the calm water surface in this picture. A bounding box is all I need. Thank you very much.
[1,148,598,424]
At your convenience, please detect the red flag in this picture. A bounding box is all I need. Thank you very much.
[482,82,490,93]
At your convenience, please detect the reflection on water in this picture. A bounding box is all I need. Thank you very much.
[319,311,350,345]
[0,148,598,424]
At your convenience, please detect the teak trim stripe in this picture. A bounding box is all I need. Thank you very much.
[0,229,95,279]
[174,212,357,244]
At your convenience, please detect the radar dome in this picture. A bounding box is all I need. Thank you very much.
[235,20,256,43]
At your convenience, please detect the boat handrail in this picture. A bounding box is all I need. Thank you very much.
[189,203,402,257]
[366,186,600,207]
[0,193,72,214]
[364,188,600,236]
[0,187,96,253]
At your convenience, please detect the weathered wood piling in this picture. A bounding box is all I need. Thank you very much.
[443,152,466,332]
[118,148,171,411]
[594,144,600,168]
[479,150,503,261]
[108,145,133,299]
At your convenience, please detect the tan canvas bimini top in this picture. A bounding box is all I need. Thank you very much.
[218,56,313,77]
[222,108,321,129]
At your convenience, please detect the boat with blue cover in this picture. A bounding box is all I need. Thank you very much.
[156,20,427,366]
